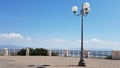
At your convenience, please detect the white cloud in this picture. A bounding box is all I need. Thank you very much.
[76,38,119,45]
[102,41,119,45]
[88,38,102,44]
[76,38,101,44]
[0,33,23,39]
[43,39,67,43]
[0,33,32,41]
[26,37,32,41]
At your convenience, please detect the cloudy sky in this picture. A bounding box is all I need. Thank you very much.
[0,0,120,49]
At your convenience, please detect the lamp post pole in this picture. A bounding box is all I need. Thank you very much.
[72,2,90,66]
[79,6,85,66]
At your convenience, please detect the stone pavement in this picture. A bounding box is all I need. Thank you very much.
[0,56,120,68]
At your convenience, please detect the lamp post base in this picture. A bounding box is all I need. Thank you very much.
[78,60,86,66]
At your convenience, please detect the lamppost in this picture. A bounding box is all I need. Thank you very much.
[72,2,90,66]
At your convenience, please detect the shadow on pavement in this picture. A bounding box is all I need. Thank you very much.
[28,64,85,68]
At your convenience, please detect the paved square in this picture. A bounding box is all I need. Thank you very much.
[0,56,120,68]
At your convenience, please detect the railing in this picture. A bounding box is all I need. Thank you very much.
[0,49,3,55]
[51,50,112,58]
[89,50,112,58]
[51,50,80,57]
[68,50,80,57]
[8,49,20,56]
[0,49,20,56]
[51,50,64,56]
[0,48,112,59]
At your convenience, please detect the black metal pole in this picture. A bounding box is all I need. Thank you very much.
[78,8,85,66]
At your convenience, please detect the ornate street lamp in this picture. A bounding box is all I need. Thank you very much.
[72,2,90,66]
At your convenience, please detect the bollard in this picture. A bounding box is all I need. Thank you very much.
[26,48,30,56]
[47,49,51,56]
[84,50,90,58]
[64,49,68,57]
[4,48,8,56]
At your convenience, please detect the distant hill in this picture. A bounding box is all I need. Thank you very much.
[68,48,112,51]
[0,45,23,49]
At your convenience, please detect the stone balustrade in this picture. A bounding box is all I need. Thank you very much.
[1,48,120,60]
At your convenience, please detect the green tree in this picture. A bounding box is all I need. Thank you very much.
[17,48,26,56]
[17,48,48,56]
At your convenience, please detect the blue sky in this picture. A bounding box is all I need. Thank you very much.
[0,0,120,49]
